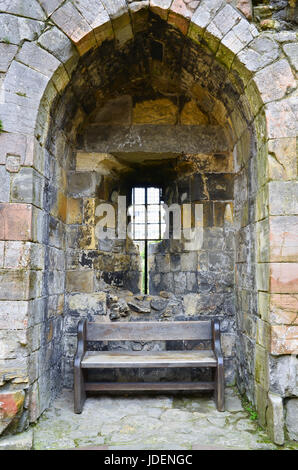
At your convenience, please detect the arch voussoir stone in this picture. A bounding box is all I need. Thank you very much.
[50,1,98,55]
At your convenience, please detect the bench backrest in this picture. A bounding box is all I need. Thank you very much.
[86,321,212,342]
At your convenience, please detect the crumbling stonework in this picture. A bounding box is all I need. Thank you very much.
[0,0,297,446]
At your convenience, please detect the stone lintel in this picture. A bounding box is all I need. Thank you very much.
[80,125,230,155]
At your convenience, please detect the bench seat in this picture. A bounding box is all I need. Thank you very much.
[81,350,217,368]
[74,319,225,413]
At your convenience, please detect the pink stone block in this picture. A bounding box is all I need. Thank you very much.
[0,203,32,241]
[270,263,298,294]
[170,0,198,20]
[236,0,252,19]
[270,216,298,262]
[270,294,298,325]
[168,10,190,34]
[0,390,25,434]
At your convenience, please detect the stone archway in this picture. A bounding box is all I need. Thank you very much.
[0,0,297,444]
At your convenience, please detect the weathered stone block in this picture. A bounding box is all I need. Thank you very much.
[38,26,79,77]
[11,168,44,209]
[68,292,106,315]
[256,263,269,292]
[256,318,270,350]
[31,206,46,245]
[271,325,298,355]
[269,354,298,397]
[256,219,269,263]
[269,182,298,216]
[255,382,268,428]
[213,4,242,38]
[190,0,225,32]
[51,1,95,56]
[150,0,172,19]
[28,380,39,423]
[0,329,28,359]
[90,96,132,126]
[66,198,82,225]
[266,392,285,445]
[183,293,200,315]
[255,344,269,390]
[0,14,44,45]
[255,59,296,104]
[3,60,48,113]
[4,241,31,269]
[255,186,268,222]
[266,97,298,139]
[283,43,298,72]
[0,301,29,330]
[0,270,31,301]
[0,241,3,267]
[0,43,17,73]
[180,252,197,271]
[100,0,132,44]
[237,36,279,73]
[17,41,68,94]
[72,0,113,45]
[82,125,230,155]
[269,216,298,263]
[0,166,10,203]
[180,100,208,125]
[47,270,65,296]
[285,398,298,441]
[68,172,99,197]
[0,133,27,166]
[0,0,46,19]
[133,98,178,125]
[268,138,297,181]
[38,0,64,16]
[66,270,94,293]
[100,0,128,18]
[207,174,234,200]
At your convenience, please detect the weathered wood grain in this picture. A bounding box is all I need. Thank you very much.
[86,321,212,341]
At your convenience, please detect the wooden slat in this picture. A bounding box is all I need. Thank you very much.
[81,350,217,368]
[86,321,212,341]
[85,382,215,391]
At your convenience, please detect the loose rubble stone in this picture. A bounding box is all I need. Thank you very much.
[127,300,151,313]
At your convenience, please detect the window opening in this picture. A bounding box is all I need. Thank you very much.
[130,187,166,294]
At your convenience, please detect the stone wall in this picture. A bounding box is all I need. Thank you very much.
[0,0,297,445]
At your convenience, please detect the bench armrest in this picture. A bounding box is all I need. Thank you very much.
[74,318,87,369]
[212,318,223,366]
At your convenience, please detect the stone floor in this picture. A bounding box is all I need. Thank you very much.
[28,388,296,450]
[1,388,298,450]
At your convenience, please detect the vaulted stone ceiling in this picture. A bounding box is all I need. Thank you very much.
[49,11,252,155]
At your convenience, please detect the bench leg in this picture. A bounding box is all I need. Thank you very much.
[74,366,86,414]
[215,363,225,412]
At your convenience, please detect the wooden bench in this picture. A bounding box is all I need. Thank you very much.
[74,319,224,413]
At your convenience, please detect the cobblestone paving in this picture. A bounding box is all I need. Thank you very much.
[31,388,296,450]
